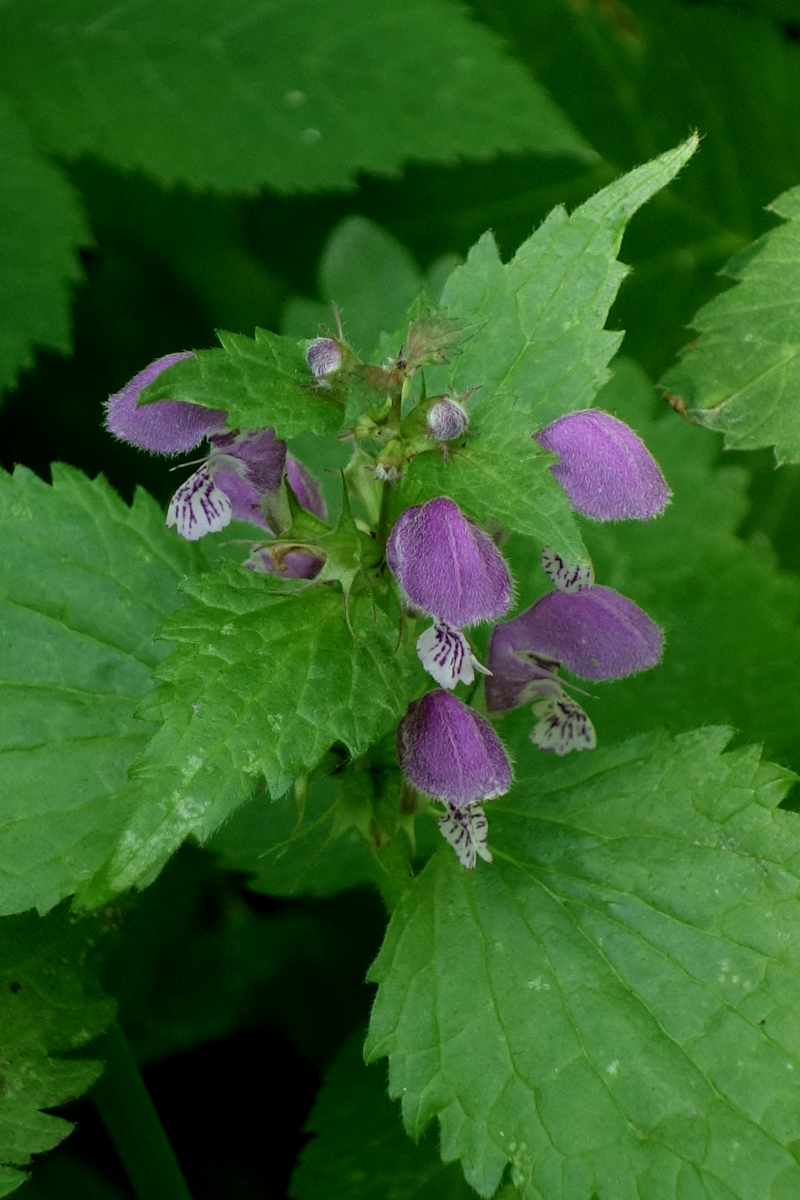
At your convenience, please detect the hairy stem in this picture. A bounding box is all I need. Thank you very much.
[92,1021,193,1200]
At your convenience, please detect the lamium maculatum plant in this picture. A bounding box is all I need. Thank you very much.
[11,107,800,1200]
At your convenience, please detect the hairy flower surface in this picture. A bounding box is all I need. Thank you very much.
[105,353,227,454]
[305,337,343,378]
[427,396,469,442]
[397,690,512,808]
[535,409,670,520]
[489,585,663,685]
[387,497,512,627]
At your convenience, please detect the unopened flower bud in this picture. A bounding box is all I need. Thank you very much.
[387,497,512,627]
[397,690,512,808]
[105,353,227,454]
[427,396,469,442]
[305,337,342,379]
[534,409,670,521]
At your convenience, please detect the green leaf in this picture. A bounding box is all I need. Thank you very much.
[0,91,89,396]
[210,776,380,900]
[0,0,591,194]
[367,727,800,1199]
[291,1031,479,1200]
[0,465,199,917]
[403,405,587,564]
[0,905,115,1196]
[661,187,800,462]
[503,358,800,772]
[428,136,698,426]
[92,570,420,899]
[140,328,344,438]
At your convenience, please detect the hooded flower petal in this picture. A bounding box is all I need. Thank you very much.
[534,409,670,520]
[166,464,232,541]
[416,619,489,690]
[541,546,595,593]
[286,454,327,521]
[105,353,227,454]
[210,428,286,495]
[489,586,663,684]
[438,804,493,869]
[387,497,512,627]
[305,337,342,378]
[397,690,512,808]
[530,693,596,756]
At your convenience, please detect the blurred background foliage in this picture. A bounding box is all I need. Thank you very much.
[6,0,800,1196]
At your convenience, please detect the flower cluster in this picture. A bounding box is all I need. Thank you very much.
[105,344,670,875]
[388,407,668,868]
[105,353,326,560]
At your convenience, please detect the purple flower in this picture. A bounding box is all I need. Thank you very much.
[488,586,663,689]
[105,353,227,454]
[387,498,512,627]
[305,337,342,379]
[534,409,670,521]
[286,454,327,521]
[397,690,512,809]
[167,429,287,541]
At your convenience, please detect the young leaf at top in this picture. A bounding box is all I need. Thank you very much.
[503,359,800,772]
[367,727,800,1200]
[661,186,800,463]
[0,0,591,194]
[0,905,115,1196]
[0,93,89,398]
[399,138,696,559]
[0,466,200,917]
[291,1031,481,1200]
[88,569,420,902]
